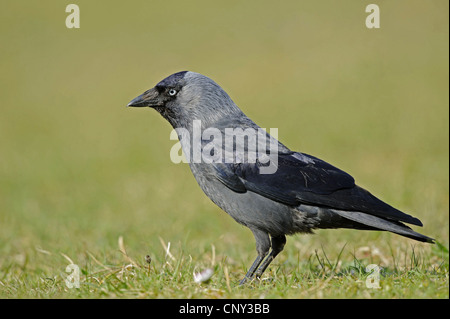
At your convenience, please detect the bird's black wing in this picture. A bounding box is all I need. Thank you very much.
[212,152,423,226]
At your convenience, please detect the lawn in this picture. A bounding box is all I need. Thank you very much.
[0,1,448,299]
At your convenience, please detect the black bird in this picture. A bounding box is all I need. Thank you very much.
[128,71,434,284]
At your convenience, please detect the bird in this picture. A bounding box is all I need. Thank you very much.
[127,71,434,284]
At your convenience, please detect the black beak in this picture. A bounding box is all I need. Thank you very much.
[127,87,161,107]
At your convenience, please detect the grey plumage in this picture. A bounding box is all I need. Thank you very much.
[128,71,434,284]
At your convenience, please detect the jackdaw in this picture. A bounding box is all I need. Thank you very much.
[127,71,434,284]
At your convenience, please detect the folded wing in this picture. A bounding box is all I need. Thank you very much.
[212,151,424,227]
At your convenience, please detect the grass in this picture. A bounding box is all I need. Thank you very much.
[1,236,448,298]
[0,0,448,299]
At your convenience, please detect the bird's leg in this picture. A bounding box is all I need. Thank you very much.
[239,255,265,285]
[254,235,286,279]
[239,229,270,285]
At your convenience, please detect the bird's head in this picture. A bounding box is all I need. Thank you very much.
[127,71,244,129]
[127,71,187,110]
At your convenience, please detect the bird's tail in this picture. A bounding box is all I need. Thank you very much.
[333,210,435,243]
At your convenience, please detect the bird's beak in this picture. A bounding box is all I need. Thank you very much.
[127,87,161,108]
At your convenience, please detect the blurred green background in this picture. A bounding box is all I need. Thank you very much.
[0,1,448,297]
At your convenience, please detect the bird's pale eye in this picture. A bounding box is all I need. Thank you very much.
[168,89,177,96]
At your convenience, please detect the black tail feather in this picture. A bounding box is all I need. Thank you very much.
[333,210,435,243]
